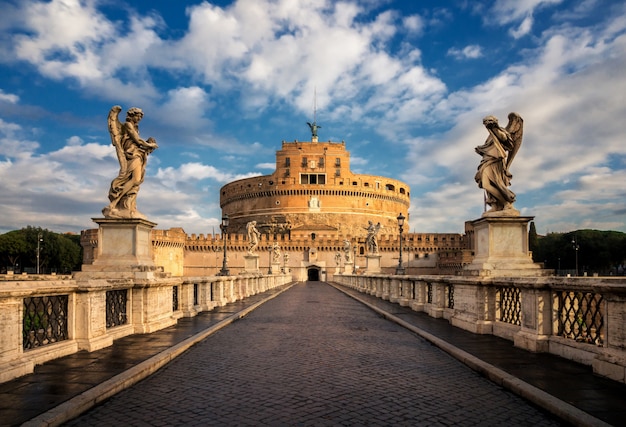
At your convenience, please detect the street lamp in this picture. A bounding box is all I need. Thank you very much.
[571,236,579,277]
[36,232,43,275]
[219,214,230,276]
[396,213,405,275]
[353,239,357,274]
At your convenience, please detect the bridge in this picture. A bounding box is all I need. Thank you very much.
[1,278,626,426]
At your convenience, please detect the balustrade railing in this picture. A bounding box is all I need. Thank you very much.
[106,289,128,328]
[1,273,290,384]
[23,295,69,350]
[497,286,521,326]
[555,290,604,345]
[446,284,454,309]
[173,285,179,311]
[332,274,626,385]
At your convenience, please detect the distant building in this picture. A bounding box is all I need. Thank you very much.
[83,133,469,280]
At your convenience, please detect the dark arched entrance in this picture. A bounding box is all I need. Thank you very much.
[307,267,320,281]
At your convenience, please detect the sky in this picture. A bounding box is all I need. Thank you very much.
[0,0,625,237]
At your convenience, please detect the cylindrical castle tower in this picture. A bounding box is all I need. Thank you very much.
[220,138,410,237]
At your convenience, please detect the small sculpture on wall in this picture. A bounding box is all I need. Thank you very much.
[272,243,281,263]
[343,239,352,263]
[247,221,261,254]
[475,112,523,214]
[365,221,381,254]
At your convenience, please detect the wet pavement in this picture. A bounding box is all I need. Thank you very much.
[3,281,626,426]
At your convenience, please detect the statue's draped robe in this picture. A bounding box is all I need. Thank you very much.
[474,132,516,208]
[107,122,149,212]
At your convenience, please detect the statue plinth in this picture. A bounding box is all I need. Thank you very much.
[80,217,157,276]
[270,263,281,275]
[462,215,548,277]
[243,254,260,274]
[343,262,354,275]
[365,254,382,273]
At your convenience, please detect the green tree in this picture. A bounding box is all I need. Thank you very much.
[533,229,626,275]
[0,230,29,271]
[0,226,83,274]
[529,221,539,255]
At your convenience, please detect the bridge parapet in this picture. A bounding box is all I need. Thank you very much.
[333,274,626,385]
[0,273,290,384]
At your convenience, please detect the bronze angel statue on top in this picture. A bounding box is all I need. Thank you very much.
[102,106,158,219]
[475,112,523,213]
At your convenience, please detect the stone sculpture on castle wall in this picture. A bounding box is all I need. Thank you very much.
[365,221,381,254]
[475,112,523,215]
[247,221,261,254]
[272,243,281,263]
[343,239,352,263]
[103,105,158,219]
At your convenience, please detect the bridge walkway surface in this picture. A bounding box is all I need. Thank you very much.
[0,281,624,426]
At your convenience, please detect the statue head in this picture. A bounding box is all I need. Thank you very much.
[482,115,498,129]
[127,107,144,120]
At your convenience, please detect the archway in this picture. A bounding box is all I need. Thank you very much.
[307,267,320,281]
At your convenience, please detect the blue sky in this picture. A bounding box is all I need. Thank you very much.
[0,0,625,236]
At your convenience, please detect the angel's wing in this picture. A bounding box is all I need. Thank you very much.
[505,112,523,170]
[107,106,125,171]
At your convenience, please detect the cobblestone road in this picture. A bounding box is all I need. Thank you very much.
[66,282,561,426]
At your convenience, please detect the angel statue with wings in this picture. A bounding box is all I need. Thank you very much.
[102,106,158,219]
[474,112,523,213]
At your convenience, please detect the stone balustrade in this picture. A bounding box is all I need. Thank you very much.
[333,274,626,385]
[0,273,290,383]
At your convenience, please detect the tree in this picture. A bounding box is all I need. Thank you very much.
[0,226,83,274]
[0,230,29,271]
[529,221,539,255]
[533,229,626,275]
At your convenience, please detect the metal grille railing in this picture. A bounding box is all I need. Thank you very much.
[446,284,454,309]
[556,291,604,345]
[497,287,521,326]
[23,295,69,350]
[106,289,128,328]
[173,286,179,311]
[427,283,433,304]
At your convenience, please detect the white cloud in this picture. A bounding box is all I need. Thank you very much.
[403,15,424,34]
[255,162,276,170]
[0,90,19,103]
[447,45,483,59]
[484,0,564,38]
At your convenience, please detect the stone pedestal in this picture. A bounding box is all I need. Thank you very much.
[343,262,354,275]
[463,214,547,277]
[365,254,382,273]
[80,218,158,278]
[270,263,281,275]
[243,254,260,274]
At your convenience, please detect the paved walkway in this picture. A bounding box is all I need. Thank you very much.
[3,281,626,426]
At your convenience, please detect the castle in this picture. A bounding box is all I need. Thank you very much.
[82,129,469,281]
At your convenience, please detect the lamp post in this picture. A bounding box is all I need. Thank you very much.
[219,214,230,276]
[353,239,357,274]
[396,213,405,275]
[571,236,579,277]
[36,232,43,275]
